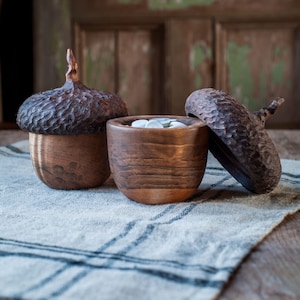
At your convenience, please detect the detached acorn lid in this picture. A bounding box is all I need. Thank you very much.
[17,49,128,135]
[185,88,285,194]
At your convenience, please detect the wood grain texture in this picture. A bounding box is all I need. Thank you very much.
[29,132,110,190]
[34,0,71,92]
[80,30,116,92]
[215,20,300,128]
[118,29,164,115]
[107,115,209,204]
[166,19,213,115]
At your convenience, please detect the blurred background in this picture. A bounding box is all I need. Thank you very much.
[1,0,300,129]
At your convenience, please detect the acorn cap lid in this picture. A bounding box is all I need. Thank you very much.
[185,88,285,194]
[16,49,128,135]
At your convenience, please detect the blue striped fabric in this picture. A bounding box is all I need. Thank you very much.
[0,141,299,300]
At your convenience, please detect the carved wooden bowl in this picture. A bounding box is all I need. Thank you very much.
[29,132,110,190]
[106,115,209,204]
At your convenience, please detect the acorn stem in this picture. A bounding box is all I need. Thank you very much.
[65,49,79,82]
[253,97,285,124]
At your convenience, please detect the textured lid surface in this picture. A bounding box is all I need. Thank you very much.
[185,88,284,194]
[16,49,128,135]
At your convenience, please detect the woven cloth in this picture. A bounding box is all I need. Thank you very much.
[0,140,299,300]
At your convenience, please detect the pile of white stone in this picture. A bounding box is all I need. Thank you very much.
[131,117,187,128]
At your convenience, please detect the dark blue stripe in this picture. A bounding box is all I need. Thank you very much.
[13,220,138,297]
[150,204,177,221]
[282,172,300,179]
[0,149,31,160]
[0,237,230,273]
[0,250,230,297]
[5,144,30,154]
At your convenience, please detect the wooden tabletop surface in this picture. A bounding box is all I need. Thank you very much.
[1,129,300,300]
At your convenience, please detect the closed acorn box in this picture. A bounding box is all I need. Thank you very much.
[17,49,128,190]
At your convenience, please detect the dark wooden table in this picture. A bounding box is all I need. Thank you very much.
[220,130,300,300]
[1,129,300,300]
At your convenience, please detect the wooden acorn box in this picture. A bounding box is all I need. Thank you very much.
[16,49,128,190]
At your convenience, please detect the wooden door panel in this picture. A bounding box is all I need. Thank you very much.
[166,19,213,115]
[80,31,116,92]
[216,21,300,128]
[118,29,163,115]
[75,24,164,115]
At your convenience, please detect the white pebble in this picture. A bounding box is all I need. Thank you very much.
[169,121,187,128]
[145,120,164,128]
[131,119,148,128]
[131,118,187,128]
[151,118,175,127]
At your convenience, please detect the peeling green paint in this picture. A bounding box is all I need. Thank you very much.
[190,43,212,88]
[271,61,284,85]
[49,0,71,84]
[195,73,202,88]
[60,0,70,28]
[259,69,267,102]
[149,0,217,10]
[271,45,291,90]
[84,50,114,91]
[273,45,283,57]
[192,45,205,67]
[226,41,254,109]
[51,27,66,83]
[191,45,205,87]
